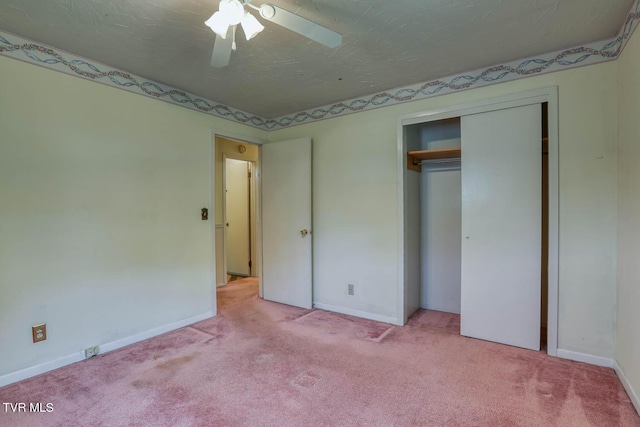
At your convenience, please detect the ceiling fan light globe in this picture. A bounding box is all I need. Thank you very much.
[205,12,230,38]
[241,12,265,40]
[220,0,245,26]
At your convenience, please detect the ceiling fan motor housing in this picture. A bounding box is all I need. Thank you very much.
[259,4,276,19]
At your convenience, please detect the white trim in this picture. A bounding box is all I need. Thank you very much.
[255,145,264,299]
[222,153,229,280]
[396,87,560,357]
[210,129,267,147]
[400,90,553,126]
[556,349,615,368]
[396,116,406,324]
[215,223,226,287]
[615,362,640,415]
[0,353,85,388]
[313,302,401,326]
[545,89,560,357]
[99,311,214,353]
[248,161,257,277]
[0,311,214,388]
[210,138,218,308]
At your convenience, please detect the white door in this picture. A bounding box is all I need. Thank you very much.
[261,137,312,309]
[225,158,251,276]
[460,104,541,351]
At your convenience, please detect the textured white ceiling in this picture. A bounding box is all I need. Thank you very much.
[0,0,634,118]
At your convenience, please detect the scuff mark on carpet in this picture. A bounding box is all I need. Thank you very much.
[156,355,196,371]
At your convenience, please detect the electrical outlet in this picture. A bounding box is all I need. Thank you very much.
[85,346,99,358]
[348,284,355,296]
[32,324,46,343]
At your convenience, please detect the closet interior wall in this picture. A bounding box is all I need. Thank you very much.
[541,103,549,330]
[406,118,462,316]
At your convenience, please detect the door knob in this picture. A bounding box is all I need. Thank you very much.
[300,229,309,237]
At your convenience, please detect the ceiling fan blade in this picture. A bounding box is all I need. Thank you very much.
[211,27,234,68]
[259,4,342,48]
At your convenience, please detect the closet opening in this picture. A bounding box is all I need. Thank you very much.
[401,92,555,354]
[408,117,462,318]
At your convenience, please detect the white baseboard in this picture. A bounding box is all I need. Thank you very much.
[556,348,615,368]
[99,311,214,353]
[0,311,215,388]
[0,352,86,389]
[312,302,400,325]
[614,362,640,415]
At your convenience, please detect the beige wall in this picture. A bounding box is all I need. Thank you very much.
[616,27,640,404]
[0,55,266,377]
[270,61,619,357]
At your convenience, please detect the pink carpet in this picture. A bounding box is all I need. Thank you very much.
[1,277,638,426]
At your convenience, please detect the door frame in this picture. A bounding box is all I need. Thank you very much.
[396,87,559,356]
[210,130,266,313]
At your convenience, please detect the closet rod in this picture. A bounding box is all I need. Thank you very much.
[416,158,461,166]
[419,160,461,172]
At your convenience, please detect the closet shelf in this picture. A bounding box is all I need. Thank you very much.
[407,148,461,172]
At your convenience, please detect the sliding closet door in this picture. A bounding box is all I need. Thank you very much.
[460,104,541,351]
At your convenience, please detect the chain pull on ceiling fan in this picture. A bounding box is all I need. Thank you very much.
[205,0,342,68]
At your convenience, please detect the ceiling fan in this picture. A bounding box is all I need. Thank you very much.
[205,0,342,68]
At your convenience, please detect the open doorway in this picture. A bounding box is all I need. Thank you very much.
[213,134,313,313]
[214,136,260,310]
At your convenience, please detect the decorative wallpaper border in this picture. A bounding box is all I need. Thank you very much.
[0,32,270,130]
[265,0,640,130]
[0,0,638,131]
